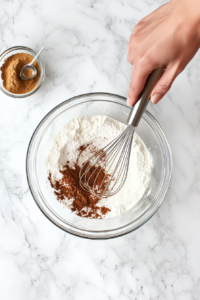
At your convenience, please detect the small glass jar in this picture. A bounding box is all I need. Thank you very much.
[0,46,45,98]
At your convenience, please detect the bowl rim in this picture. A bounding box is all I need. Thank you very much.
[26,92,173,239]
[0,45,45,98]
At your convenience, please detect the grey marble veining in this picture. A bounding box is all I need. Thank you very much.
[0,0,200,299]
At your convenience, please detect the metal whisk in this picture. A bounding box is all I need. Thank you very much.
[79,67,164,197]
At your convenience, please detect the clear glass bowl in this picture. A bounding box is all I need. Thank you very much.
[0,46,45,98]
[26,93,172,239]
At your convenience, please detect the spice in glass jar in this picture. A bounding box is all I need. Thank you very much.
[0,53,40,94]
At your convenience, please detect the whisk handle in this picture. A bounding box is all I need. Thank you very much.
[127,66,165,127]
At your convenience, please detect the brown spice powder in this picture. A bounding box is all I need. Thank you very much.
[48,144,111,219]
[24,69,33,78]
[1,53,40,94]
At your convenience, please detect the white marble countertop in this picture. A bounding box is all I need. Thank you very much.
[0,0,200,299]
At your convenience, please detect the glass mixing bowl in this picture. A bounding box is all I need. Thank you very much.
[0,46,45,98]
[26,93,172,239]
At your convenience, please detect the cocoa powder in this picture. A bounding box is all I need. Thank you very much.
[1,53,40,94]
[48,144,111,219]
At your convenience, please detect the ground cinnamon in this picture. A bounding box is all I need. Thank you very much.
[1,53,40,94]
[48,143,111,219]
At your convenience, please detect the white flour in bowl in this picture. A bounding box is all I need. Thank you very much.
[47,115,152,218]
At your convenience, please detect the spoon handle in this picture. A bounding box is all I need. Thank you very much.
[31,47,45,64]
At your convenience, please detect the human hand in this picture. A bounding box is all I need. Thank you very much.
[127,0,200,105]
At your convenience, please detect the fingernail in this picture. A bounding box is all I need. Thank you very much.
[151,94,162,104]
[126,97,132,106]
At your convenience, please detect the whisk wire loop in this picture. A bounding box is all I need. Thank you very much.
[80,125,130,186]
[102,126,134,196]
[79,125,134,197]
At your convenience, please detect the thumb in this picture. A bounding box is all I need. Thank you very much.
[151,65,177,104]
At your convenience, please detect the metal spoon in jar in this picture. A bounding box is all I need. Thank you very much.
[20,47,45,80]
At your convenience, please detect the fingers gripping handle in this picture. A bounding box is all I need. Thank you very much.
[127,66,165,127]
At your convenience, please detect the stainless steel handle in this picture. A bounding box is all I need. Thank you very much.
[127,66,165,127]
[31,47,45,65]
